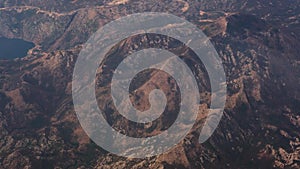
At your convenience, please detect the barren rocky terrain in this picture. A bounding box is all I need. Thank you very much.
[0,0,299,168]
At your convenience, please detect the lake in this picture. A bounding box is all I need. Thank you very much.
[0,37,35,59]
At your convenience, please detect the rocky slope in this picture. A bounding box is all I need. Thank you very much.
[0,0,299,169]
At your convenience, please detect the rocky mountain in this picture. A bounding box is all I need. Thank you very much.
[0,0,299,168]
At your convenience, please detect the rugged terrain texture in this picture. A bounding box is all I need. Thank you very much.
[0,0,299,168]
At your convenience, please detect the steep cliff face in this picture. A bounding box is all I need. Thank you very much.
[0,0,299,169]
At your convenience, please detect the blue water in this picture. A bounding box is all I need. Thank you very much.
[0,37,35,59]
